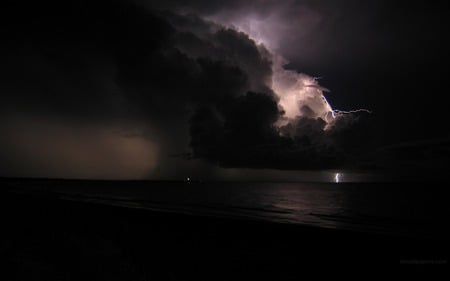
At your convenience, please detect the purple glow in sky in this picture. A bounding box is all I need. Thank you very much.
[207,9,368,128]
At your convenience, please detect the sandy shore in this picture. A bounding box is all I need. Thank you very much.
[1,187,447,280]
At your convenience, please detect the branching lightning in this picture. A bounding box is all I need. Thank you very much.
[321,92,372,123]
[321,92,372,124]
[291,76,372,127]
[333,109,372,114]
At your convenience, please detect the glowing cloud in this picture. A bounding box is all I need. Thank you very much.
[210,13,370,131]
[271,56,334,124]
[212,18,334,124]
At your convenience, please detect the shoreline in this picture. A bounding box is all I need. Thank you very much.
[2,188,448,280]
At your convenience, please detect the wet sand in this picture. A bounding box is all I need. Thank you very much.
[1,186,447,280]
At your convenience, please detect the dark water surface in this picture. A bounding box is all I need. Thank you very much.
[5,178,447,239]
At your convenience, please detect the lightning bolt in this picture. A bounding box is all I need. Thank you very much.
[333,109,372,114]
[321,92,371,124]
[334,173,340,183]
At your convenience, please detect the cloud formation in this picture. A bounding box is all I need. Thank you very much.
[1,0,377,178]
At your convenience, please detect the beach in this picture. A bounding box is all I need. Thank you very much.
[1,179,448,280]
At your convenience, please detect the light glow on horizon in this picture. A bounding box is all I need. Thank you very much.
[334,173,340,183]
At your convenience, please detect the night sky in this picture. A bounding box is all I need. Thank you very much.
[1,0,449,180]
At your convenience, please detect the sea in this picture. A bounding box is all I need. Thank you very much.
[4,175,448,240]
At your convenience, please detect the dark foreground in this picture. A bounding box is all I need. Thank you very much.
[1,187,448,280]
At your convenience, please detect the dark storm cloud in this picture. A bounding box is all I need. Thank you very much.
[1,0,175,122]
[188,92,374,169]
[116,5,373,169]
[1,0,370,173]
[137,0,384,69]
[143,0,448,72]
[141,0,450,144]
[5,0,444,176]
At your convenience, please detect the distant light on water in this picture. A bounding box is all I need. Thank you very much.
[334,173,341,183]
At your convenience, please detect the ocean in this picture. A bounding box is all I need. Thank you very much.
[6,178,447,239]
